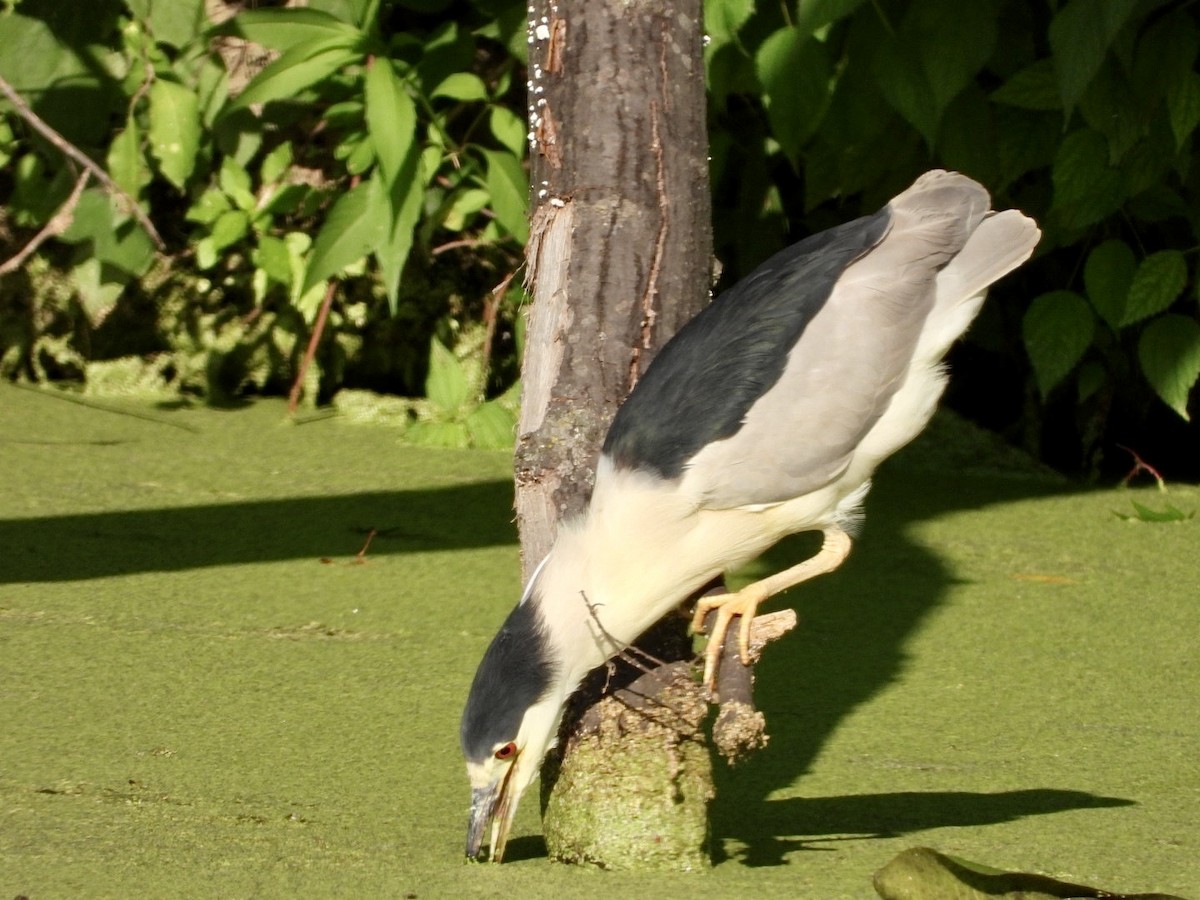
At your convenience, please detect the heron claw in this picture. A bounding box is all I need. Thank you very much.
[692,589,764,693]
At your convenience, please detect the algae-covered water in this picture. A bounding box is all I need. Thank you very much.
[1,384,1196,898]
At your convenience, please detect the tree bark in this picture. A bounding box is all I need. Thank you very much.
[516,0,712,577]
[514,0,713,869]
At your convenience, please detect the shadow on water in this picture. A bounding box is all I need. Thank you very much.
[708,469,1133,864]
[0,482,517,584]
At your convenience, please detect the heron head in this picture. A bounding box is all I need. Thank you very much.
[461,597,563,862]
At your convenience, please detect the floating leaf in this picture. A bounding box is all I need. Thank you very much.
[1083,238,1135,330]
[1138,313,1200,420]
[1023,290,1095,396]
[1048,0,1139,113]
[1123,250,1187,327]
[148,79,201,190]
[1114,501,1195,523]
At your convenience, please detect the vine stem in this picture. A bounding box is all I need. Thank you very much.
[0,73,165,250]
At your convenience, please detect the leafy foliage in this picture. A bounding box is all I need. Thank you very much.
[0,0,528,424]
[704,0,1200,472]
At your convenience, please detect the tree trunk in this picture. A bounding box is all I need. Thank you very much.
[514,0,713,870]
[516,0,712,576]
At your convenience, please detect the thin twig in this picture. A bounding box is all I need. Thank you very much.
[1118,444,1166,490]
[0,74,165,251]
[579,590,671,676]
[288,279,338,414]
[0,169,90,278]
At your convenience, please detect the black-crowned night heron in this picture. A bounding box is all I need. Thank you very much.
[460,170,1039,861]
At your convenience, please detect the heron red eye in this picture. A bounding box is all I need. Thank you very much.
[494,742,517,760]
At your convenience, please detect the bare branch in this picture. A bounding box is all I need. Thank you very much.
[0,169,90,278]
[0,73,165,250]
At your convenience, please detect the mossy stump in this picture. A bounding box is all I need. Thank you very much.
[541,662,712,871]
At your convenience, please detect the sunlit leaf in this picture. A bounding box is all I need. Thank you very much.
[365,58,416,185]
[425,337,470,413]
[259,142,293,185]
[755,26,832,160]
[1023,290,1095,396]
[302,177,389,292]
[489,106,526,157]
[228,8,362,53]
[1138,314,1200,420]
[224,38,363,115]
[1123,250,1187,327]
[253,235,294,286]
[466,400,516,449]
[432,72,487,101]
[148,80,201,190]
[481,148,529,243]
[1083,239,1135,331]
[107,118,150,200]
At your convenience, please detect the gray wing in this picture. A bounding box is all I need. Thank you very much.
[677,171,998,509]
[602,208,892,482]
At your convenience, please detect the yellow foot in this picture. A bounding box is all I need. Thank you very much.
[691,586,767,693]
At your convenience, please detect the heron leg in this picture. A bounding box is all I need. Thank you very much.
[692,527,853,692]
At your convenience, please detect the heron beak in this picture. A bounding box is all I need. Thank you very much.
[465,761,519,862]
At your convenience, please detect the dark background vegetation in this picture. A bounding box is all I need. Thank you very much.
[0,0,1197,478]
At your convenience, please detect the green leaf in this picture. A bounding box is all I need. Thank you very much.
[481,148,529,243]
[187,188,232,225]
[218,157,256,210]
[1138,314,1200,420]
[228,8,362,53]
[1124,250,1187,327]
[148,79,201,190]
[795,0,868,36]
[224,38,363,115]
[466,400,516,449]
[70,256,124,325]
[431,72,488,101]
[991,59,1061,110]
[129,0,205,48]
[260,142,293,185]
[443,188,491,232]
[302,176,389,292]
[871,0,999,144]
[425,337,470,413]
[107,119,150,200]
[253,235,294,286]
[755,27,832,161]
[1050,128,1124,230]
[378,152,424,312]
[209,209,250,252]
[365,58,416,185]
[704,0,755,48]
[1048,0,1139,112]
[1167,71,1200,150]
[406,420,471,448]
[489,106,526,157]
[1023,290,1096,396]
[1083,239,1135,331]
